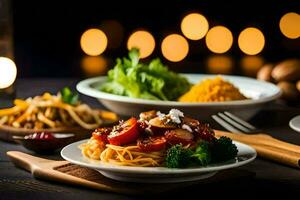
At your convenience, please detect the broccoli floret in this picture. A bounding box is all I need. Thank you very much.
[165,137,237,168]
[191,142,211,166]
[165,144,193,168]
[212,136,238,162]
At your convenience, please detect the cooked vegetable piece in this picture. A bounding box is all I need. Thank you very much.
[92,127,111,143]
[191,142,211,166]
[194,123,215,143]
[148,117,177,129]
[212,136,238,162]
[165,129,194,145]
[107,117,139,145]
[182,117,200,129]
[139,110,157,121]
[137,136,167,152]
[165,144,193,168]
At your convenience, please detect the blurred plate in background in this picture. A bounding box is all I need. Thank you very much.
[289,115,300,133]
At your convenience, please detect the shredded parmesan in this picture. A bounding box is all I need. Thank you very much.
[182,124,193,132]
[168,109,184,124]
[156,111,165,120]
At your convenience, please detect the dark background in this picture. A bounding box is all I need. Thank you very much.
[12,0,300,77]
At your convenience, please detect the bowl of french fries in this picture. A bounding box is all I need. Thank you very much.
[0,88,118,142]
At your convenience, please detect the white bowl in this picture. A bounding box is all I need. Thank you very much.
[76,74,282,120]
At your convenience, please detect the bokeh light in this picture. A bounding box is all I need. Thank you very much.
[238,27,265,55]
[127,30,155,58]
[80,28,108,56]
[81,56,108,77]
[161,34,189,62]
[0,57,17,89]
[205,26,233,54]
[101,20,124,49]
[240,56,264,77]
[206,55,234,74]
[279,12,300,39]
[181,13,209,40]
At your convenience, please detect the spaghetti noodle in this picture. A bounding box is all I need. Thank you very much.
[80,138,164,167]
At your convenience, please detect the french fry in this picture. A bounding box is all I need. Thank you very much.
[100,110,118,121]
[0,92,115,129]
[24,122,33,129]
[8,115,15,125]
[42,92,52,100]
[14,99,28,108]
[0,116,8,125]
[37,112,56,128]
[31,113,37,122]
[0,106,21,117]
[45,107,52,118]
[59,109,71,125]
[12,121,20,128]
[34,121,44,129]
[15,105,35,124]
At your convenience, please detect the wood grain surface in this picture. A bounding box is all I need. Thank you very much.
[6,151,254,195]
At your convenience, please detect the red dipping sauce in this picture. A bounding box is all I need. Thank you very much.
[24,132,55,140]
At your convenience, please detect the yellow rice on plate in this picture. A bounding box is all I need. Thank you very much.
[178,76,247,102]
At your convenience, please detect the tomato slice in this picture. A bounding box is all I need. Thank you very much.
[137,136,167,152]
[165,129,194,146]
[92,127,111,143]
[108,117,139,145]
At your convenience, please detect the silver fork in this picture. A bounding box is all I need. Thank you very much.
[212,111,258,134]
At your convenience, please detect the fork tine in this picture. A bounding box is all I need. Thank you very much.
[212,115,243,133]
[224,111,256,130]
[217,113,251,133]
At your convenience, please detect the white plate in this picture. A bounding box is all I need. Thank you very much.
[61,139,256,183]
[76,74,281,120]
[290,115,300,133]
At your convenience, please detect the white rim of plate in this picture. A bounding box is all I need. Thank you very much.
[289,115,300,132]
[76,74,282,107]
[61,139,257,175]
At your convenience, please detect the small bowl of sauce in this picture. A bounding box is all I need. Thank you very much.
[13,132,75,154]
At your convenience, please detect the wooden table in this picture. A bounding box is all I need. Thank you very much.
[1,78,300,199]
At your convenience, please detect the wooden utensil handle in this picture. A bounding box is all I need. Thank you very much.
[6,151,51,173]
[214,130,300,168]
[252,144,300,168]
[215,130,300,154]
[265,137,300,153]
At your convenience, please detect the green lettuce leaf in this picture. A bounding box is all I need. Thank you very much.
[100,48,191,101]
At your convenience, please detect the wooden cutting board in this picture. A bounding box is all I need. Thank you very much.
[6,151,254,195]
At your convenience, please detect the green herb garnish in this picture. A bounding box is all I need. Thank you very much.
[61,87,79,105]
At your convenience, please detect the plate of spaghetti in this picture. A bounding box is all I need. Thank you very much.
[61,109,256,183]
